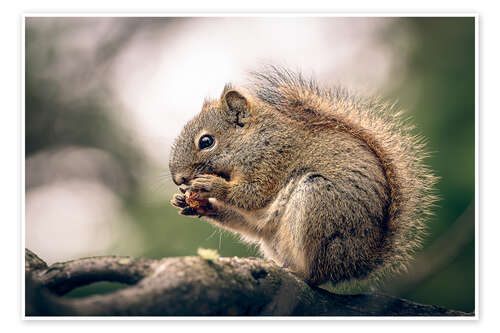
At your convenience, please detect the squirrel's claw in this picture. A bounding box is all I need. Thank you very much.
[180,206,199,216]
[171,193,188,208]
[190,174,229,201]
[179,204,217,218]
[190,175,215,191]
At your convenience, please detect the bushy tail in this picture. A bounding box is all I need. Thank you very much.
[250,65,439,279]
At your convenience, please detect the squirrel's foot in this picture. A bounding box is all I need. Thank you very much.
[190,174,229,201]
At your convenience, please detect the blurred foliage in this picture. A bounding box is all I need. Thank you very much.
[124,199,260,259]
[381,17,475,312]
[25,20,145,200]
[25,17,475,313]
[63,281,129,298]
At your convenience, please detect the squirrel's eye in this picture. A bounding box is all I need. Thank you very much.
[198,134,215,150]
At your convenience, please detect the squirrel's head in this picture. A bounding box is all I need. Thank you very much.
[169,87,256,186]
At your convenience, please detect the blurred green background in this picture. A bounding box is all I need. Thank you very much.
[25,17,475,312]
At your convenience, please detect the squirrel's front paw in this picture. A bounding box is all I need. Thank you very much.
[171,193,197,215]
[171,193,188,208]
[190,174,229,201]
[171,192,216,217]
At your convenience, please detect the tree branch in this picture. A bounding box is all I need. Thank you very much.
[25,249,472,317]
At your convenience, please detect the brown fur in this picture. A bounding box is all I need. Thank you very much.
[169,65,438,286]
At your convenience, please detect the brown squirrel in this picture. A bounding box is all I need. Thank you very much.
[169,66,437,286]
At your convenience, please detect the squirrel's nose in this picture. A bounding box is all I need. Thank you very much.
[173,173,188,186]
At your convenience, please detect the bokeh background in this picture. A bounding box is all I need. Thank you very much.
[25,16,475,312]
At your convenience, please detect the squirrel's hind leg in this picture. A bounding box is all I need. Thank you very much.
[269,172,388,286]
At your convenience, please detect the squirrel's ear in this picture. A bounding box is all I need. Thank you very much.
[223,90,250,127]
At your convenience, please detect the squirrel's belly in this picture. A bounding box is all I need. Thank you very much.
[237,178,309,273]
[211,177,309,275]
[231,175,302,235]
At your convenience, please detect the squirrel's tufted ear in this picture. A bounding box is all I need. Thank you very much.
[223,90,250,127]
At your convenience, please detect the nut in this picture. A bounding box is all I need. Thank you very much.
[185,190,210,209]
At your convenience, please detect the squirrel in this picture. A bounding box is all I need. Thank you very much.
[169,66,437,286]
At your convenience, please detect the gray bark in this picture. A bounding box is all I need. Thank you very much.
[25,249,472,317]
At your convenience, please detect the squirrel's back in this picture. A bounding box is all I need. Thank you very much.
[249,66,438,280]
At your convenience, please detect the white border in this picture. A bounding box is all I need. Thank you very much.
[21,13,479,321]
[24,12,477,17]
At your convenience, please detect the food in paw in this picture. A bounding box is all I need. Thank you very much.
[185,189,210,209]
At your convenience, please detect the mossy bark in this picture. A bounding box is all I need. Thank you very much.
[25,249,472,317]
